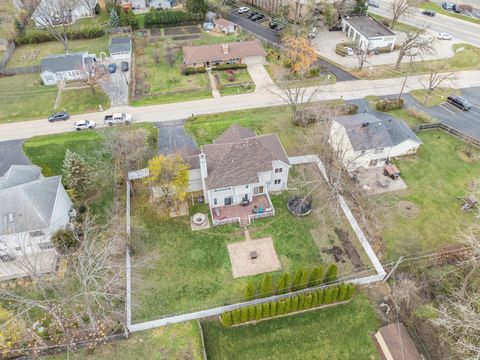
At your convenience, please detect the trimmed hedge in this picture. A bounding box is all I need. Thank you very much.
[375,98,404,111]
[144,8,204,27]
[220,284,356,327]
[212,63,247,71]
[16,26,105,45]
[183,66,206,75]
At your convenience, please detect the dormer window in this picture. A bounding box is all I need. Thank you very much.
[275,168,283,173]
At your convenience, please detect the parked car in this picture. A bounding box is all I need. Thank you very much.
[438,32,452,40]
[442,2,454,10]
[452,4,462,13]
[307,27,318,39]
[447,95,472,111]
[48,112,69,122]
[108,63,116,73]
[253,14,265,21]
[238,6,249,14]
[248,12,258,19]
[368,0,380,7]
[74,120,96,131]
[104,112,133,126]
[121,61,129,72]
[421,9,436,16]
[329,24,342,31]
[269,21,278,29]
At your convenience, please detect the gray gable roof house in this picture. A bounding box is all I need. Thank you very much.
[0,165,72,281]
[40,52,86,73]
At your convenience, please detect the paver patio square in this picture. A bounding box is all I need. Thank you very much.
[227,237,281,278]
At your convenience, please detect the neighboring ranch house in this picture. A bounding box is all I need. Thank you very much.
[214,18,235,34]
[329,113,422,172]
[196,124,291,226]
[109,37,132,60]
[124,0,172,9]
[40,52,94,86]
[182,40,266,67]
[0,165,73,281]
[341,15,397,51]
[32,0,97,28]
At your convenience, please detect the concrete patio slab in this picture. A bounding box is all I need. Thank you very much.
[355,167,407,194]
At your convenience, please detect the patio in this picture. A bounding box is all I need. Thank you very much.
[211,194,274,225]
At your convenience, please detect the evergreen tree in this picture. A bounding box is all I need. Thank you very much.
[331,286,339,302]
[291,296,299,312]
[337,284,348,302]
[255,304,262,320]
[323,287,333,304]
[292,268,307,291]
[277,300,285,315]
[261,274,273,298]
[285,297,292,313]
[298,293,305,309]
[308,266,324,287]
[109,8,120,27]
[317,289,324,305]
[353,0,368,15]
[305,293,313,308]
[262,303,270,318]
[248,305,256,321]
[323,264,338,284]
[127,10,139,30]
[62,149,92,202]
[240,307,248,323]
[311,291,318,307]
[270,301,277,317]
[221,311,232,327]
[244,281,255,301]
[276,272,290,294]
[232,309,241,324]
[345,284,355,299]
[186,0,208,14]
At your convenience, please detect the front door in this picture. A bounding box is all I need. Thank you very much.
[224,197,233,206]
[253,186,264,195]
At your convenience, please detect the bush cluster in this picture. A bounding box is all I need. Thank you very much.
[221,283,356,327]
[335,42,356,57]
[16,26,105,45]
[212,63,247,71]
[182,66,206,75]
[375,97,404,111]
[406,106,436,124]
[144,8,204,27]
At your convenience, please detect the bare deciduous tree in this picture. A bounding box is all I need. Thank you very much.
[355,47,369,71]
[390,0,416,30]
[395,27,436,69]
[418,63,455,104]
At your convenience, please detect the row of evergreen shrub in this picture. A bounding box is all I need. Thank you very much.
[144,8,204,27]
[244,264,339,300]
[16,26,105,45]
[221,283,355,327]
[182,66,207,75]
[212,64,247,71]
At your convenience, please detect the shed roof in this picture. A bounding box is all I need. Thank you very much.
[344,15,395,38]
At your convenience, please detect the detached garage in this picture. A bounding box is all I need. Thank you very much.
[109,37,132,61]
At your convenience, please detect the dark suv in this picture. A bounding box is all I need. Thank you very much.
[421,9,436,16]
[447,95,472,111]
[48,112,70,122]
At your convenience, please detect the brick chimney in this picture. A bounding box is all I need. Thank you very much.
[222,44,229,55]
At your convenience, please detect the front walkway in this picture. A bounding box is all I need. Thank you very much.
[207,70,221,98]
[247,64,275,91]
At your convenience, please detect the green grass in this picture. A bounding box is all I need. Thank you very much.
[6,36,110,68]
[45,321,204,360]
[369,13,419,33]
[410,87,460,107]
[202,292,380,360]
[419,2,480,25]
[189,31,249,46]
[0,73,57,123]
[131,89,213,106]
[216,69,255,96]
[381,130,480,259]
[58,87,110,114]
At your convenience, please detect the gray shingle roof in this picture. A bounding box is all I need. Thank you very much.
[344,15,395,38]
[40,52,86,73]
[0,165,41,190]
[0,166,64,236]
[214,124,256,144]
[201,125,290,190]
[109,37,132,54]
[334,113,421,151]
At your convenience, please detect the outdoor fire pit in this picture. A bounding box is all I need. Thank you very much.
[287,195,313,216]
[192,213,207,226]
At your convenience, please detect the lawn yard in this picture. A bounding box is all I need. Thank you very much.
[0,73,57,123]
[58,87,110,114]
[46,321,204,360]
[380,130,480,259]
[202,292,380,360]
[369,13,419,33]
[215,69,255,96]
[5,36,110,68]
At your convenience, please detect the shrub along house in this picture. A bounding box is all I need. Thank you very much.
[40,52,95,86]
[341,15,397,52]
[329,113,422,172]
[192,124,291,226]
[182,40,266,68]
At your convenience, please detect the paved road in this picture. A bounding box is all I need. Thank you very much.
[2,70,480,142]
[370,1,480,47]
[0,139,31,176]
[155,120,199,155]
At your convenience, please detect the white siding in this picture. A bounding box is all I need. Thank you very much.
[111,52,131,61]
[49,184,72,235]
[269,160,289,191]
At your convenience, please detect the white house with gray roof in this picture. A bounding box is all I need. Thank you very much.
[329,113,422,172]
[341,15,397,51]
[32,0,97,28]
[40,51,94,86]
[0,165,72,281]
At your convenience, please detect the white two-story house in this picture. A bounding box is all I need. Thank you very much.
[0,165,73,281]
[32,0,97,28]
[329,113,422,172]
[198,124,291,226]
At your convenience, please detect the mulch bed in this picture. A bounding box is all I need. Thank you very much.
[164,26,201,36]
[322,245,346,263]
[171,34,201,41]
[335,228,364,270]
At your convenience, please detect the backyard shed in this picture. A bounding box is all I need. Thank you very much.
[109,37,132,60]
[373,323,423,360]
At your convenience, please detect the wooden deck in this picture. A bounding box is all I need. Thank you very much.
[212,194,273,225]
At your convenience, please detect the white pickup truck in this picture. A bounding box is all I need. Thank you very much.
[104,113,133,126]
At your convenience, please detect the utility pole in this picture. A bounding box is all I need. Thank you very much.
[398,74,408,100]
[383,256,404,282]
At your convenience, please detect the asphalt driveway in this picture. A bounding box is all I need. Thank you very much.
[0,139,31,176]
[155,120,200,156]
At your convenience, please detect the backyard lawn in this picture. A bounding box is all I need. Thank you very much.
[46,321,204,360]
[381,130,480,259]
[202,292,380,360]
[5,36,110,68]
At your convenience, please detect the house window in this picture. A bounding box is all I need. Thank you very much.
[375,147,384,153]
[274,179,281,185]
[253,186,264,195]
[213,198,217,205]
[275,168,282,173]
[224,197,233,206]
[369,159,379,167]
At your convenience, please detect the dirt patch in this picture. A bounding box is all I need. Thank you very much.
[457,149,480,163]
[397,201,420,218]
[335,228,364,270]
[164,26,201,36]
[171,34,201,41]
[322,245,346,263]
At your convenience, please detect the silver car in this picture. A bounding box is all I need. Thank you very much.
[74,120,96,131]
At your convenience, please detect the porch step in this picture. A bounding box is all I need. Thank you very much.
[240,219,250,228]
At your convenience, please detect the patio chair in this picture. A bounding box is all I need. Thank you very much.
[214,207,225,220]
